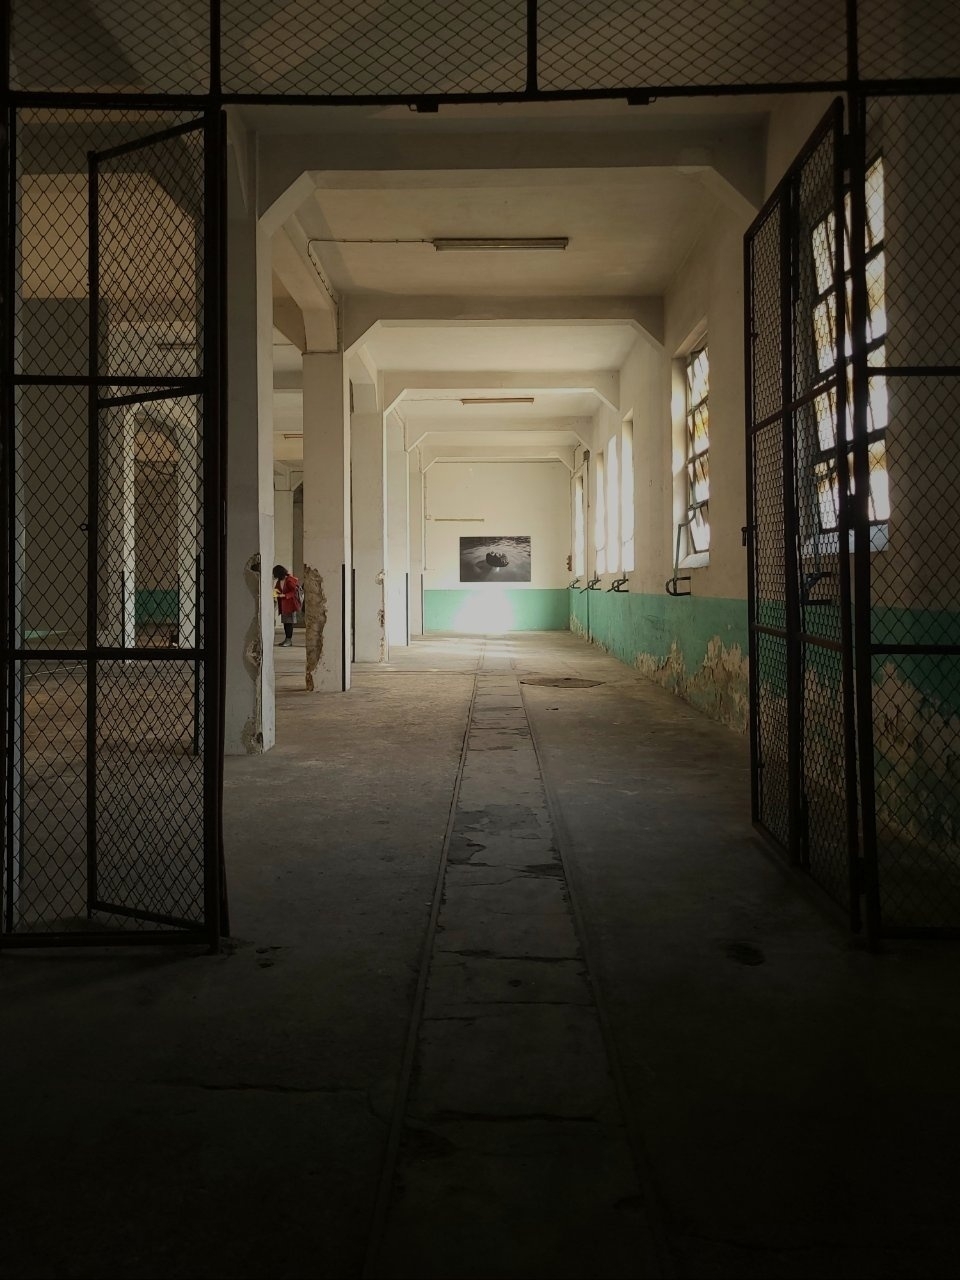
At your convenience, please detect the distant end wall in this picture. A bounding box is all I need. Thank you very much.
[425,588,570,633]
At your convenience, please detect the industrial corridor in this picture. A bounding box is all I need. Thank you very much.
[2,631,958,1280]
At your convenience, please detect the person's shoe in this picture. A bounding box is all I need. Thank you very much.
[280,638,293,647]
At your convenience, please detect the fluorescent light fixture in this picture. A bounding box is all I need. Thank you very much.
[460,396,535,406]
[432,237,568,252]
[282,433,303,440]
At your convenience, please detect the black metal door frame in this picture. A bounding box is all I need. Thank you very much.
[746,100,862,934]
[0,106,226,946]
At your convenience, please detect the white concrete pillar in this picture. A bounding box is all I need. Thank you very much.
[302,352,351,691]
[408,449,425,637]
[386,416,410,647]
[225,192,275,753]
[351,410,387,662]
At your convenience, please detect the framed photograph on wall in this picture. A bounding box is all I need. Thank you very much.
[459,536,531,583]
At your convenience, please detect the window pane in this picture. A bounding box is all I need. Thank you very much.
[689,507,710,553]
[606,436,619,573]
[692,402,709,453]
[816,460,840,532]
[692,454,710,505]
[866,158,885,251]
[868,441,890,521]
[574,475,585,576]
[866,251,887,343]
[814,296,838,373]
[812,214,836,295]
[815,389,837,453]
[594,453,605,573]
[620,419,634,570]
[687,347,709,405]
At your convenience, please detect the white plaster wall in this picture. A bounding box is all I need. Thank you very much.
[424,461,570,590]
[764,93,838,197]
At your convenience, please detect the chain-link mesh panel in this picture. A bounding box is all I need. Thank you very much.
[879,97,960,370]
[4,108,213,943]
[751,204,782,426]
[856,95,960,932]
[221,0,526,96]
[93,661,204,928]
[14,386,88,651]
[858,0,960,83]
[872,656,960,930]
[95,134,204,382]
[755,633,790,850]
[752,419,785,629]
[11,0,210,94]
[537,0,847,90]
[801,643,849,904]
[96,397,204,651]
[15,110,198,380]
[5,662,87,933]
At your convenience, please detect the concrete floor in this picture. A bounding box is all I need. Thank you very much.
[3,630,960,1278]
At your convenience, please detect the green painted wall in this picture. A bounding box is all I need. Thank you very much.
[570,589,750,731]
[424,588,570,633]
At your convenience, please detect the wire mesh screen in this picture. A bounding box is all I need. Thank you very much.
[537,0,848,91]
[13,1,960,100]
[747,201,790,850]
[221,0,526,97]
[11,0,210,95]
[747,104,857,921]
[859,95,960,933]
[791,120,853,909]
[3,108,215,942]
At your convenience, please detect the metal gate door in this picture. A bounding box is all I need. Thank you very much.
[745,102,861,929]
[2,109,225,946]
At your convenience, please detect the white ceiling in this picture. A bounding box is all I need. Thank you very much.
[361,320,638,373]
[302,167,717,297]
[398,389,599,422]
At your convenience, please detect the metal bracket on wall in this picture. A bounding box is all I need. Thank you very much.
[579,576,601,592]
[607,576,629,592]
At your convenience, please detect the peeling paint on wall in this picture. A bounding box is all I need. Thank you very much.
[571,592,750,732]
[303,564,327,692]
[240,552,263,754]
[874,661,960,851]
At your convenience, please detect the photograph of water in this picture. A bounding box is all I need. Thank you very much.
[459,535,532,583]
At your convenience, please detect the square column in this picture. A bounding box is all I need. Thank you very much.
[386,416,410,647]
[225,192,275,753]
[302,352,351,691]
[408,449,425,637]
[351,411,387,663]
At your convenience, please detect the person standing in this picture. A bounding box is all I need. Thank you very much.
[272,564,301,647]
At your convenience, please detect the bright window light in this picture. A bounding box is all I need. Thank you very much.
[606,434,619,574]
[621,416,634,572]
[810,156,888,535]
[685,345,710,554]
[573,473,585,576]
[595,452,606,575]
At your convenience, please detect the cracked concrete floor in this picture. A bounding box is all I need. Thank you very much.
[2,632,960,1279]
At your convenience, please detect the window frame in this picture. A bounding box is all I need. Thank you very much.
[594,450,606,575]
[684,344,710,557]
[808,154,888,540]
[621,414,635,573]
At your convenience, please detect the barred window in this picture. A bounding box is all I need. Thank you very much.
[573,472,585,577]
[811,157,889,534]
[685,346,710,554]
[594,451,606,574]
[621,415,635,573]
[605,433,620,573]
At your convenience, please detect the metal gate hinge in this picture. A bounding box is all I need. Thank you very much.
[741,525,752,547]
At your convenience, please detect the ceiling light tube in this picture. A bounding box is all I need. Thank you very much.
[432,237,568,252]
[459,397,535,405]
